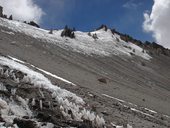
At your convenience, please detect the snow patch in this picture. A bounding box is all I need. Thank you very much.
[8,56,26,64]
[0,56,105,127]
[8,55,77,86]
[111,122,133,128]
[33,66,76,86]
[130,108,154,118]
[144,108,157,114]
[102,94,125,103]
[0,56,83,104]
[0,97,32,125]
[102,94,161,119]
[0,18,151,60]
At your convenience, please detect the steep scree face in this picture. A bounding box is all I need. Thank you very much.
[0,18,170,128]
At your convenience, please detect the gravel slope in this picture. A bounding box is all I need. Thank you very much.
[0,23,170,127]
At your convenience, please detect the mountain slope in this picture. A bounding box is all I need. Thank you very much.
[0,17,170,127]
[0,18,151,59]
[0,55,107,127]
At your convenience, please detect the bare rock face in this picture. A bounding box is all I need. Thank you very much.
[13,118,38,128]
[9,15,13,20]
[28,21,40,28]
[96,24,108,31]
[0,6,3,17]
[0,6,11,20]
[61,25,75,38]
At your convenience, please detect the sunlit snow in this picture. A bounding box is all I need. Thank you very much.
[0,18,151,60]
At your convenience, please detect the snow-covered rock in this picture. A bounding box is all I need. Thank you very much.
[0,17,151,60]
[0,55,106,127]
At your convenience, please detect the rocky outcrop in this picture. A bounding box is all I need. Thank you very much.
[28,21,40,28]
[96,24,108,31]
[0,6,3,17]
[0,6,13,20]
[61,25,75,38]
[0,6,39,28]
[111,28,170,56]
[8,15,13,20]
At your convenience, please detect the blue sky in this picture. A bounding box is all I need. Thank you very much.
[35,0,154,42]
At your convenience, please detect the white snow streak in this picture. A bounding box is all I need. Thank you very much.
[130,108,154,118]
[102,94,125,103]
[33,67,76,86]
[8,55,76,86]
[102,93,163,118]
